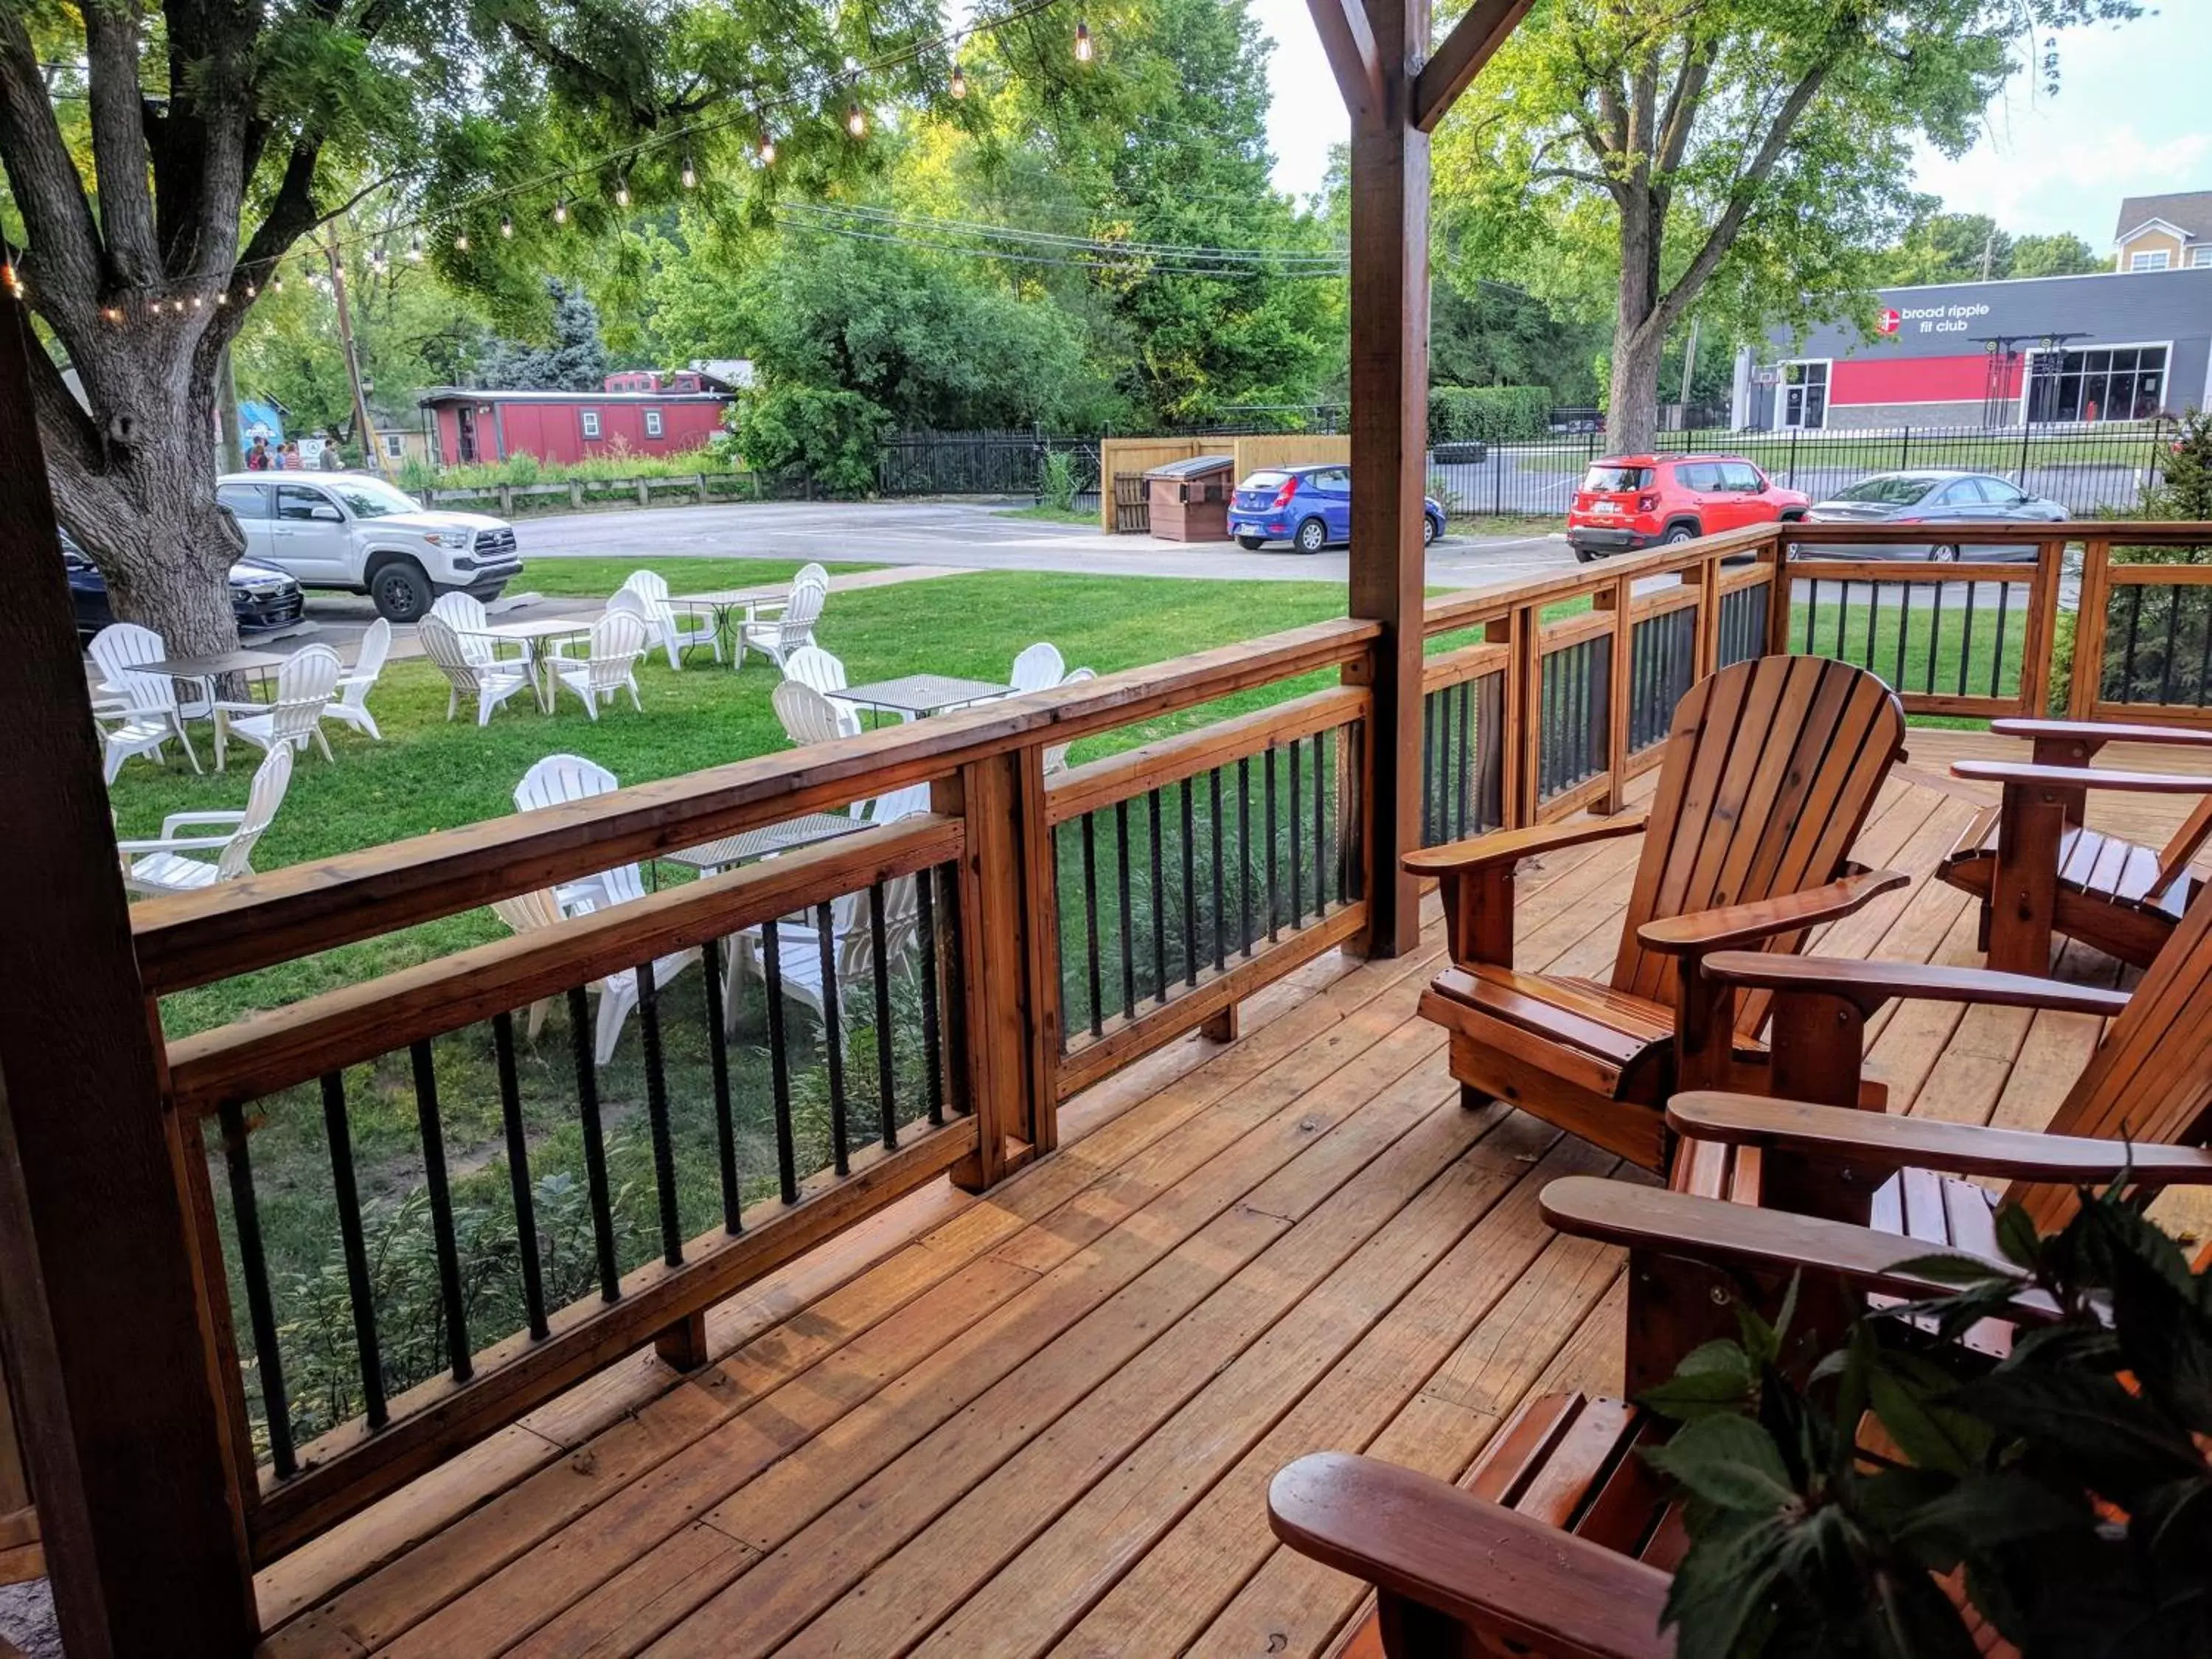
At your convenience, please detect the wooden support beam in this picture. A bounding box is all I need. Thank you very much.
[0,316,260,1651]
[1303,0,1383,119]
[1412,0,1535,131]
[1345,0,1433,958]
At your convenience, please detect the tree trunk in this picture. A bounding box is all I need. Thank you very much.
[1606,189,1665,453]
[39,328,244,658]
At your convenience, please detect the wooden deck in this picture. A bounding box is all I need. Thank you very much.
[254,733,2206,1659]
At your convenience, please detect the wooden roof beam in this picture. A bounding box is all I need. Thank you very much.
[1413,0,1534,131]
[1304,0,1383,119]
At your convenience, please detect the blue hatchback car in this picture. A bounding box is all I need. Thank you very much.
[1228,465,1447,554]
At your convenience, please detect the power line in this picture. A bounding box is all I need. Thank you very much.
[771,207,1349,276]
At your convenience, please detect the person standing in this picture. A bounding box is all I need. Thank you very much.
[245,435,271,470]
[320,433,346,470]
[279,439,302,470]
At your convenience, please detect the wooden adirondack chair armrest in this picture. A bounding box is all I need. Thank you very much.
[1402,809,1649,880]
[1267,1453,1676,1659]
[1694,952,2132,1018]
[1992,717,2212,754]
[1540,1176,2062,1321]
[1952,760,2212,794]
[1667,1093,2212,1188]
[1635,868,1908,956]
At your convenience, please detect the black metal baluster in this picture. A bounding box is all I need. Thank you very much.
[490,1017,550,1339]
[1116,799,1137,1018]
[408,1041,472,1380]
[1265,745,1281,941]
[1209,767,1227,972]
[816,899,849,1176]
[1147,789,1168,1004]
[2160,583,2183,706]
[1992,580,2011,699]
[869,883,897,1151]
[635,957,683,1267]
[1180,779,1198,986]
[2194,590,2212,707]
[1335,727,1352,901]
[2122,585,2146,700]
[917,874,945,1126]
[1835,580,1851,660]
[1238,757,1253,953]
[219,1102,294,1476]
[566,986,622,1301]
[1927,585,1944,692]
[699,939,742,1234]
[1895,584,1911,687]
[1289,737,1304,928]
[1957,577,1976,696]
[1804,579,1818,655]
[1421,691,1438,845]
[1313,731,1330,909]
[1081,814,1105,1037]
[761,922,800,1203]
[320,1070,393,1415]
[1455,680,1473,836]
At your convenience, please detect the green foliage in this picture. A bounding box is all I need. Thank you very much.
[1039,450,1080,512]
[1428,268,1607,402]
[1882,213,2108,284]
[734,386,891,495]
[1645,1184,2212,1657]
[2011,232,2108,278]
[473,279,611,392]
[2148,409,2212,522]
[1427,386,1553,445]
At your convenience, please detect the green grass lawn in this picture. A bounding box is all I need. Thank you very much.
[995,503,1098,526]
[515,555,880,597]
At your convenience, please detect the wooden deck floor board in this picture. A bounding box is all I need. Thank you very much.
[260,748,2143,1659]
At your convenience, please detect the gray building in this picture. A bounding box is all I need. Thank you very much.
[1739,266,2212,430]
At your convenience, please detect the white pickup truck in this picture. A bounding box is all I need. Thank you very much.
[215,473,524,622]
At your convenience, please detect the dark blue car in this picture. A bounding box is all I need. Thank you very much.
[1228,465,1447,554]
[64,532,305,639]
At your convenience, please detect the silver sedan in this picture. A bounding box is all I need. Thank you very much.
[1797,470,2070,562]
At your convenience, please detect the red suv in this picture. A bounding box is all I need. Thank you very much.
[1566,453,1808,563]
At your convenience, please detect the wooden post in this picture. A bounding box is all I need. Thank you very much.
[0,314,260,1651]
[1762,528,1795,656]
[2068,539,2112,720]
[2014,538,2065,720]
[1599,577,1633,811]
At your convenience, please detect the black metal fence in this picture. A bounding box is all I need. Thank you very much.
[875,431,1100,499]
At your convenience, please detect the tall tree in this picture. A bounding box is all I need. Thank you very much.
[1885,211,2013,285]
[1433,0,2137,451]
[476,279,610,391]
[2011,229,2105,276]
[0,0,936,651]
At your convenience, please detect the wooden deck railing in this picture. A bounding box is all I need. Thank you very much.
[118,515,2210,1571]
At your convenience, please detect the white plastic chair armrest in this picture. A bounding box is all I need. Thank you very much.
[335,671,376,690]
[159,809,248,836]
[207,698,269,715]
[117,834,234,854]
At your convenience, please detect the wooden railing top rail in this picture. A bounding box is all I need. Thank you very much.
[1419,523,1778,636]
[164,815,961,1113]
[133,616,1377,995]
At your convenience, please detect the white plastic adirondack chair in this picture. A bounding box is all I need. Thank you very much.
[621,569,719,669]
[783,644,876,725]
[88,622,203,781]
[513,754,632,914]
[854,780,934,824]
[739,572,825,668]
[773,678,860,746]
[420,614,532,725]
[1009,642,1066,695]
[730,871,921,1026]
[551,611,647,718]
[605,588,653,625]
[490,888,700,1065]
[1043,667,1096,773]
[324,617,391,741]
[428,591,528,667]
[116,745,293,895]
[213,644,341,771]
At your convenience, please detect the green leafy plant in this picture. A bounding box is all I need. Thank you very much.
[1644,1183,2212,1658]
[1039,450,1080,513]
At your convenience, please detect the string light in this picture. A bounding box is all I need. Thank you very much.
[500,213,514,239]
[950,59,967,97]
[758,128,776,164]
[846,102,868,137]
[453,229,470,251]
[244,280,257,299]
[271,270,285,293]
[103,305,123,323]
[681,152,698,189]
[1074,20,1092,60]
[613,171,631,208]
[214,291,227,307]
[406,234,423,262]
[552,196,568,224]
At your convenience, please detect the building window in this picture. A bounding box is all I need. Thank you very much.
[644,408,664,438]
[580,409,602,439]
[2026,344,2168,423]
[2193,246,2212,268]
[1775,360,1829,430]
[2131,248,2172,271]
[382,432,406,459]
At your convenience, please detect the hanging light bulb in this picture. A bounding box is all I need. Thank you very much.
[846,101,868,137]
[102,305,123,324]
[757,128,776,164]
[271,270,285,293]
[406,234,423,263]
[244,279,257,299]
[170,297,185,313]
[950,59,967,97]
[681,152,698,189]
[500,212,514,240]
[1074,21,1093,60]
[613,171,630,208]
[453,229,470,252]
[553,196,569,224]
[214,291,227,307]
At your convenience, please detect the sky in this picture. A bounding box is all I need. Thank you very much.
[1248,0,2212,247]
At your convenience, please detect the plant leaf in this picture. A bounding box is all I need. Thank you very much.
[1643,1413,1801,1515]
[1640,1338,1757,1423]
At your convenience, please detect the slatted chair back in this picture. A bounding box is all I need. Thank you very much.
[580,611,648,693]
[773,574,827,653]
[773,678,858,746]
[621,569,671,607]
[793,561,829,590]
[1043,667,1096,773]
[341,617,391,702]
[865,782,933,824]
[490,886,566,935]
[2022,884,2212,1228]
[605,588,654,625]
[428,591,495,663]
[220,745,296,878]
[89,622,178,717]
[784,644,849,699]
[417,614,483,692]
[515,754,618,815]
[1009,642,1066,695]
[1609,655,1907,1029]
[249,645,343,750]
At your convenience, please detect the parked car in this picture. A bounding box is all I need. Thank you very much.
[215,473,523,621]
[63,532,305,640]
[1798,470,2069,562]
[1565,454,1809,563]
[1228,465,1448,553]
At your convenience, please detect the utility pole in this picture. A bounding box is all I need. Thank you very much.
[1678,318,1700,423]
[325,234,388,477]
[217,346,244,472]
[1980,226,1997,282]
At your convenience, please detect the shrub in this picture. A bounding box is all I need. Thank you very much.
[1427,385,1551,446]
[395,456,438,495]
[734,386,888,497]
[501,450,542,487]
[1039,450,1079,512]
[2147,408,2212,522]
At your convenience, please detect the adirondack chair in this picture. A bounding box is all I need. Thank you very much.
[116,745,294,896]
[420,615,532,725]
[211,644,341,771]
[774,678,861,745]
[1267,1143,2200,1659]
[740,571,825,668]
[549,611,648,718]
[514,754,631,915]
[728,872,923,1027]
[1407,655,1909,1172]
[88,622,203,779]
[1043,667,1096,774]
[620,568,720,669]
[1009,641,1065,694]
[490,888,700,1065]
[783,645,873,725]
[324,617,391,740]
[1935,716,2212,973]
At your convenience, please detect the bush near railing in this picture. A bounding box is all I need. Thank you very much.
[1427,385,1552,445]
